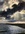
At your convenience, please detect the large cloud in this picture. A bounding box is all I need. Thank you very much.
[1,0,25,11]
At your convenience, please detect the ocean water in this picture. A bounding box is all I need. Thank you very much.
[0,24,25,34]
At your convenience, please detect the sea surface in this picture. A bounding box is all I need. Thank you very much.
[0,24,25,34]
